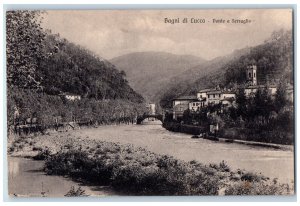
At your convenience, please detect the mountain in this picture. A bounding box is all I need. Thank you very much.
[38,34,144,103]
[159,29,293,108]
[110,52,206,102]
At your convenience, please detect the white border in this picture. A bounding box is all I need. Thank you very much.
[0,0,299,205]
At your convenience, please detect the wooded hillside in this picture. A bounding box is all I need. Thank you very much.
[160,29,293,108]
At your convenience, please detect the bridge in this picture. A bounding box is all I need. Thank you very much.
[136,114,164,124]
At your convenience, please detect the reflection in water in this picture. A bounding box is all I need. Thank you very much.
[8,157,116,197]
[8,158,19,177]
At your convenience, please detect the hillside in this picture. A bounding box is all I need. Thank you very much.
[158,48,251,108]
[7,11,147,127]
[110,52,206,102]
[38,34,144,103]
[159,29,293,108]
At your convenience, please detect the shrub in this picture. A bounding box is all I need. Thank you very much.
[225,180,291,195]
[33,149,52,160]
[64,186,87,197]
[44,141,292,196]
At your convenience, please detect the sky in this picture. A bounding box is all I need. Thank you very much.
[41,9,292,60]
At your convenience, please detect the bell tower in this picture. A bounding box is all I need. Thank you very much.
[246,65,257,86]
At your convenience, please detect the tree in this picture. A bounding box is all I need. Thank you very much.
[6,11,46,89]
[274,83,287,112]
[235,88,247,119]
[252,88,274,124]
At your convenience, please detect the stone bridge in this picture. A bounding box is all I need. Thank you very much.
[136,114,164,124]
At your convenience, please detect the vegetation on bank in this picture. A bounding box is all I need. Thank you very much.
[41,140,292,196]
[162,122,205,135]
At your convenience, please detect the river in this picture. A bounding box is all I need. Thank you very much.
[8,121,294,197]
[73,121,294,184]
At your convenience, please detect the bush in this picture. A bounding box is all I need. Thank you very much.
[64,186,87,197]
[225,180,291,195]
[33,148,52,160]
[44,141,292,196]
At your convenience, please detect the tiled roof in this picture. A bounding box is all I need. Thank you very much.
[246,84,277,89]
[245,85,267,89]
[207,90,222,94]
[172,95,198,101]
[198,89,212,93]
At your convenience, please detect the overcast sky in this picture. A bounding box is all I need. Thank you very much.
[42,9,292,60]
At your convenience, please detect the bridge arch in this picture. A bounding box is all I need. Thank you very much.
[136,114,163,124]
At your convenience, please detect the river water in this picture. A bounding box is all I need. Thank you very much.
[8,121,294,197]
[74,121,294,184]
[8,157,117,197]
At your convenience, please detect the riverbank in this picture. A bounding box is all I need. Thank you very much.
[8,125,294,196]
[162,122,294,149]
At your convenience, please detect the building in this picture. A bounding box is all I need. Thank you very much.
[196,89,211,101]
[189,101,205,112]
[246,65,257,86]
[244,65,277,98]
[172,96,198,120]
[59,93,81,101]
[206,90,236,105]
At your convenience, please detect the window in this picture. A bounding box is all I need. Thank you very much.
[213,94,215,98]
[200,95,202,98]
[179,107,183,111]
[249,72,251,78]
[219,94,221,98]
[254,73,256,78]
[208,94,210,98]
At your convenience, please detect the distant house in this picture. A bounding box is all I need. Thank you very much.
[244,84,278,98]
[196,89,210,101]
[207,90,223,104]
[59,93,81,101]
[204,90,236,105]
[172,96,198,120]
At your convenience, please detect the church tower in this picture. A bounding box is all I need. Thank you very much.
[246,65,257,86]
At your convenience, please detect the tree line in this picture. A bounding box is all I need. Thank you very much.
[6,10,147,129]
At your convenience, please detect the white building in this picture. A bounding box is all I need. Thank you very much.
[60,93,81,101]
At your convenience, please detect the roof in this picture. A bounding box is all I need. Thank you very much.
[245,84,277,89]
[59,92,81,96]
[245,85,267,89]
[198,89,212,93]
[207,90,222,95]
[172,95,198,101]
[222,91,236,94]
